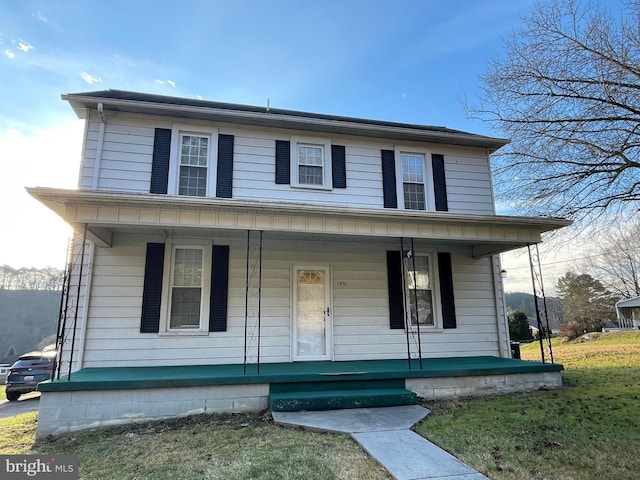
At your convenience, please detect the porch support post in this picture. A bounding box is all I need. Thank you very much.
[243,230,263,374]
[528,244,555,364]
[67,224,88,380]
[54,235,74,380]
[400,238,411,369]
[410,238,423,369]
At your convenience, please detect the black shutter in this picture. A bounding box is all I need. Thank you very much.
[381,150,397,208]
[331,145,347,188]
[150,128,171,194]
[438,252,457,329]
[209,245,230,332]
[432,154,448,212]
[387,251,405,329]
[216,134,234,198]
[140,243,165,333]
[275,140,290,184]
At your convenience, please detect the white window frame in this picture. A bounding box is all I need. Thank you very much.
[402,251,442,330]
[167,124,219,197]
[159,238,212,335]
[291,135,333,190]
[394,147,434,211]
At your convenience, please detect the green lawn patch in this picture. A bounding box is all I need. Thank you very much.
[416,331,640,479]
[2,412,391,479]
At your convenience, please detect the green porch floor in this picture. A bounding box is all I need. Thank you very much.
[38,357,563,393]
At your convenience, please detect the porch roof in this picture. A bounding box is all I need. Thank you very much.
[39,356,563,393]
[29,187,570,258]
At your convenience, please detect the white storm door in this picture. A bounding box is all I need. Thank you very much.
[293,265,332,361]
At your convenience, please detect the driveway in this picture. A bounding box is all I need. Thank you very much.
[0,392,40,419]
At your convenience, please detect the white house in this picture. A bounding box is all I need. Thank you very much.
[615,296,640,330]
[29,90,570,438]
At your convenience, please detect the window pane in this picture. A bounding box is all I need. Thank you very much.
[299,145,323,166]
[402,154,424,182]
[299,165,323,185]
[173,249,203,287]
[179,165,207,196]
[180,135,208,166]
[170,287,201,328]
[408,289,434,326]
[403,183,426,210]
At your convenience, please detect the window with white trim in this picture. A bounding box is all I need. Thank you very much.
[162,241,211,333]
[179,135,209,196]
[291,136,332,189]
[402,153,426,210]
[404,254,435,327]
[168,125,218,196]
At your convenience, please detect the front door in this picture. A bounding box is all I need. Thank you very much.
[292,265,332,361]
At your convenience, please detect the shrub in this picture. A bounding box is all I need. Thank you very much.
[560,321,586,341]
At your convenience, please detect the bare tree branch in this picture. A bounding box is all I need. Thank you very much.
[470,0,640,225]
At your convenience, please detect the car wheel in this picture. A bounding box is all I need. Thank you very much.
[6,391,21,401]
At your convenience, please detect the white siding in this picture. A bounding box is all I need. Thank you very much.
[78,111,496,214]
[77,233,501,368]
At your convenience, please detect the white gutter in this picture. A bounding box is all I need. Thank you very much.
[91,103,106,190]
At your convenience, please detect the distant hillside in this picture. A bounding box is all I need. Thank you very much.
[0,289,60,364]
[505,292,565,330]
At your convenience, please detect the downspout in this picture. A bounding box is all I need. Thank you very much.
[492,255,510,358]
[74,240,95,370]
[91,103,106,190]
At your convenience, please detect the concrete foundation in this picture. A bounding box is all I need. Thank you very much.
[406,371,563,400]
[36,370,563,439]
[36,384,269,439]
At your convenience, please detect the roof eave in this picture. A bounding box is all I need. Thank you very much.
[61,93,509,151]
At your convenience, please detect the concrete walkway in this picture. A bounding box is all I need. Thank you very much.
[272,405,488,480]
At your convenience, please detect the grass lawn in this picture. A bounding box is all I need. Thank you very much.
[415,331,640,479]
[2,332,639,479]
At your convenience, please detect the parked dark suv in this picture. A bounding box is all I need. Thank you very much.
[5,350,56,401]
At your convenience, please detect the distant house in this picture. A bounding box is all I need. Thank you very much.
[30,90,570,438]
[615,297,640,330]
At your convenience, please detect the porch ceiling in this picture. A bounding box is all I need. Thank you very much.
[28,187,571,258]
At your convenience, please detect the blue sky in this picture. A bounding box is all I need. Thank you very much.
[0,0,592,291]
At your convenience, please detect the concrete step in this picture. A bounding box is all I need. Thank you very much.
[269,388,417,412]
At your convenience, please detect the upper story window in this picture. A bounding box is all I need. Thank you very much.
[402,153,426,210]
[298,144,324,186]
[179,135,209,196]
[404,254,435,327]
[291,136,332,189]
[168,125,218,197]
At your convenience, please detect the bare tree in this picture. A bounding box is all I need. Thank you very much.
[470,0,640,224]
[584,219,640,298]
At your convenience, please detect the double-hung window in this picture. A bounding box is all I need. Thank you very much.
[179,135,209,196]
[162,241,211,333]
[298,144,324,186]
[291,136,332,189]
[401,153,426,210]
[168,125,218,197]
[404,254,435,327]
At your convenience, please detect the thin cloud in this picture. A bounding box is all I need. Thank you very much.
[17,40,34,52]
[155,79,176,87]
[33,11,48,23]
[5,50,15,59]
[81,72,102,84]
